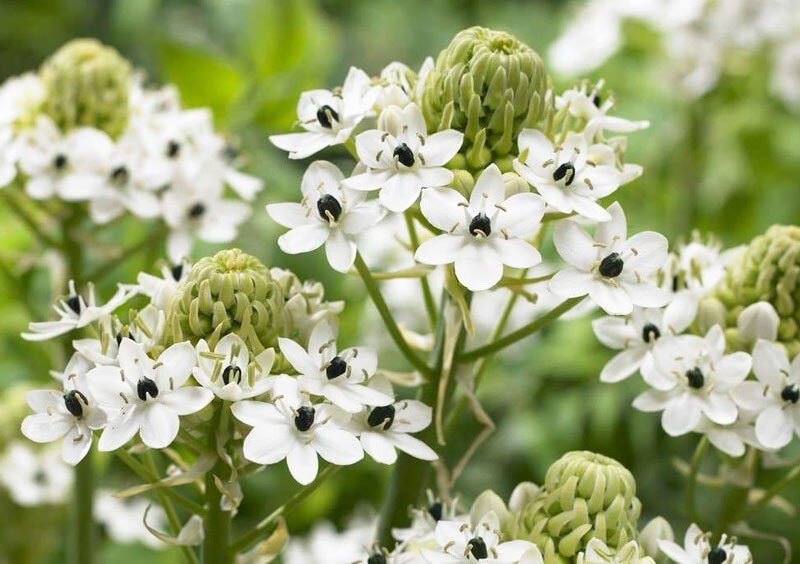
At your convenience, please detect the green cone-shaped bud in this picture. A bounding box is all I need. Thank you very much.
[421,26,551,173]
[508,451,641,563]
[40,38,131,138]
[714,225,800,356]
[162,249,284,355]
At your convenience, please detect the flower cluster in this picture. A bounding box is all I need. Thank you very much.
[549,0,800,105]
[0,39,261,261]
[19,248,436,493]
[593,226,800,456]
[267,26,655,295]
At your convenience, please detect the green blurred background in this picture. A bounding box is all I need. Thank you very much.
[1,0,799,562]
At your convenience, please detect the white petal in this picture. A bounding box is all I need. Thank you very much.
[61,426,93,465]
[21,413,72,443]
[269,131,333,159]
[620,280,671,309]
[494,192,546,237]
[662,394,701,436]
[266,203,310,229]
[591,316,637,349]
[454,244,503,291]
[378,172,422,212]
[731,381,769,411]
[324,230,356,273]
[242,425,293,464]
[469,164,505,211]
[737,302,780,344]
[700,393,738,426]
[360,432,398,464]
[419,187,467,232]
[286,442,319,485]
[231,400,284,428]
[419,130,463,166]
[549,267,593,298]
[517,129,554,159]
[752,339,789,389]
[553,219,596,270]
[600,348,646,383]
[589,280,633,315]
[156,341,196,389]
[140,403,180,449]
[415,234,465,265]
[594,202,627,246]
[161,387,213,415]
[312,425,364,465]
[621,231,669,275]
[86,366,130,408]
[277,223,329,254]
[98,409,141,451]
[278,338,318,376]
[387,432,438,460]
[755,405,794,449]
[491,238,542,269]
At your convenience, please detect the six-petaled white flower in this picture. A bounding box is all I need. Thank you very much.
[0,442,73,507]
[194,334,277,402]
[550,202,669,315]
[267,161,384,272]
[343,103,463,212]
[658,524,752,564]
[415,164,545,291]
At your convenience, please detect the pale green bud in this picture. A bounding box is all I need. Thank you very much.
[714,225,800,356]
[502,171,531,196]
[508,451,641,562]
[40,38,131,138]
[638,517,673,561]
[694,296,727,336]
[162,249,284,356]
[470,490,510,526]
[451,169,476,198]
[421,27,552,173]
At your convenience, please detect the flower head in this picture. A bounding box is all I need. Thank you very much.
[194,333,276,402]
[0,442,72,506]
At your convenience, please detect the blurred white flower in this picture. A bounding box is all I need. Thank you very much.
[134,259,191,311]
[0,442,72,506]
[283,519,375,564]
[658,524,752,564]
[95,490,167,549]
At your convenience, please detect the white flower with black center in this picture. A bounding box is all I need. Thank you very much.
[194,333,276,402]
[72,316,122,366]
[422,511,543,564]
[267,161,384,273]
[87,338,213,450]
[732,339,800,450]
[415,164,545,291]
[343,103,463,212]
[550,202,669,315]
[231,376,363,485]
[281,321,393,413]
[374,58,433,112]
[134,258,191,311]
[270,67,377,159]
[22,280,137,341]
[17,116,112,201]
[95,489,167,549]
[21,353,107,465]
[392,495,462,554]
[592,305,692,383]
[556,80,650,137]
[0,442,73,507]
[513,129,631,222]
[658,524,752,564]
[633,326,752,437]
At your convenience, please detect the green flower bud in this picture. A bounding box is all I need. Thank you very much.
[508,451,641,563]
[40,38,131,138]
[162,249,284,355]
[421,26,552,173]
[714,225,800,356]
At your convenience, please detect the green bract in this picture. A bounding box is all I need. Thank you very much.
[40,38,131,138]
[421,26,551,174]
[162,249,284,355]
[714,225,800,356]
[507,451,641,564]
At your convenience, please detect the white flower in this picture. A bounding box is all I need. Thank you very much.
[0,72,45,130]
[284,519,376,564]
[193,334,276,402]
[415,164,545,291]
[592,305,691,383]
[232,376,363,485]
[134,259,191,310]
[72,316,122,366]
[393,496,462,552]
[773,38,800,108]
[270,67,377,159]
[578,538,655,563]
[0,127,17,188]
[547,1,623,76]
[513,129,630,222]
[87,338,213,450]
[21,353,107,465]
[0,442,72,506]
[633,326,752,436]
[95,489,167,549]
[423,512,543,564]
[22,280,137,341]
[556,81,650,137]
[281,321,393,413]
[17,117,113,201]
[343,103,463,212]
[695,415,762,458]
[550,203,669,315]
[267,161,384,272]
[658,524,752,564]
[127,304,167,353]
[732,339,800,449]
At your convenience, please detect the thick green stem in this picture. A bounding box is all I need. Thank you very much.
[203,405,231,564]
[685,436,708,527]
[70,451,94,564]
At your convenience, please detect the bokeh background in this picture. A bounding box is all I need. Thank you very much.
[1,0,799,562]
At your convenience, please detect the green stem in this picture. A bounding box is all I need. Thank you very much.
[2,188,63,249]
[70,451,94,564]
[228,465,341,555]
[458,297,583,362]
[203,405,231,564]
[736,463,800,521]
[353,252,432,377]
[403,212,437,329]
[685,436,709,527]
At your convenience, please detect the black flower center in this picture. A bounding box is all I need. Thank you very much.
[222,145,239,161]
[53,153,68,171]
[708,547,727,564]
[294,406,316,432]
[116,332,125,346]
[171,263,184,281]
[469,213,492,237]
[188,202,206,218]
[316,194,343,222]
[428,501,443,521]
[33,470,48,485]
[686,367,705,389]
[781,385,799,404]
[592,93,602,107]
[137,377,159,401]
[166,140,181,158]
[367,553,387,564]
[642,323,661,344]
[66,295,81,314]
[468,536,488,560]
[393,143,415,167]
[110,165,129,184]
[599,252,624,278]
[367,405,396,430]
[316,105,339,129]
[222,365,242,386]
[326,356,347,380]
[553,162,575,186]
[63,390,88,418]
